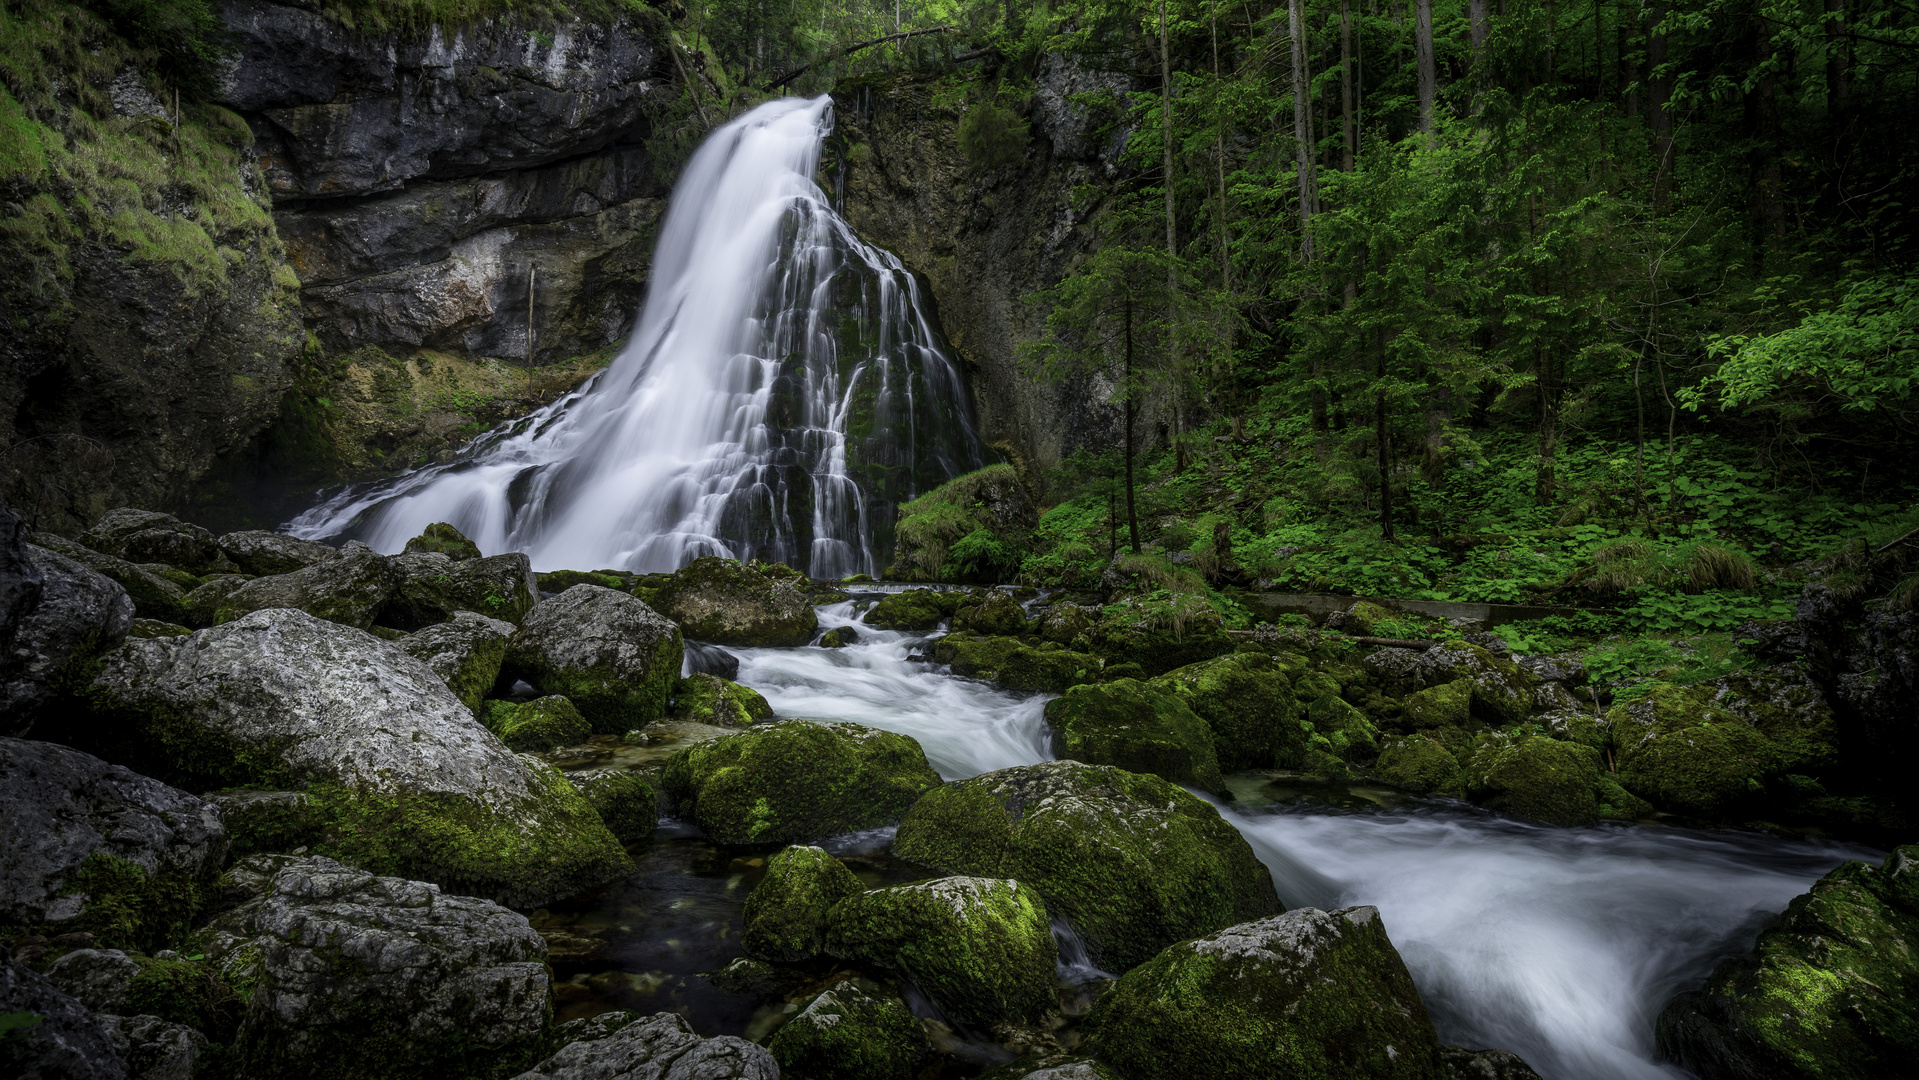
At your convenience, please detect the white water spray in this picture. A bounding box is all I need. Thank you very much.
[290,97,983,576]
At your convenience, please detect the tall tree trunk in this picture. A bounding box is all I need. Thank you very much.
[1415,0,1437,140]
[1470,0,1490,62]
[1341,0,1356,170]
[1745,17,1786,264]
[1162,0,1186,475]
[1826,0,1850,121]
[1290,0,1318,261]
[1214,14,1234,391]
[1648,1,1674,205]
[1376,342,1395,542]
[1123,298,1142,552]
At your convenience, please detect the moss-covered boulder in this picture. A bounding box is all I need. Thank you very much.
[893,760,1281,972]
[1404,677,1473,729]
[887,464,1035,583]
[824,876,1056,1028]
[1463,734,1604,827]
[864,588,963,630]
[1657,846,1919,1080]
[768,978,928,1080]
[670,672,774,726]
[80,508,232,575]
[1080,907,1442,1080]
[650,557,817,647]
[1306,692,1381,762]
[1375,734,1465,794]
[1074,603,1238,676]
[483,696,592,752]
[214,546,398,630]
[181,574,252,629]
[383,551,540,629]
[1035,602,1101,645]
[398,610,514,712]
[502,584,683,732]
[1152,653,1304,771]
[534,569,634,594]
[217,531,341,577]
[930,630,1019,673]
[31,531,191,625]
[999,645,1104,692]
[954,590,1031,636]
[1609,665,1839,818]
[564,769,657,842]
[819,625,859,648]
[1044,679,1224,791]
[741,845,866,963]
[1367,643,1534,726]
[402,522,482,561]
[660,720,942,844]
[1342,600,1395,636]
[978,1055,1126,1080]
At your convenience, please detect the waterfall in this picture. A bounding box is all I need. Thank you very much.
[289,96,985,577]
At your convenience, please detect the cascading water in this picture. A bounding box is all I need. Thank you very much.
[289,97,984,577]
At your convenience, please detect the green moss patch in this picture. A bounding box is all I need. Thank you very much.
[1044,679,1224,791]
[742,845,865,963]
[1152,652,1303,770]
[670,672,773,726]
[482,695,591,751]
[767,978,928,1080]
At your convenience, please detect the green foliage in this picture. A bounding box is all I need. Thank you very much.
[80,0,231,95]
[958,96,1030,168]
[0,1012,44,1043]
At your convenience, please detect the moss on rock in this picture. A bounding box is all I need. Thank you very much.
[768,978,928,1080]
[824,876,1056,1028]
[1344,601,1395,636]
[742,845,866,963]
[502,584,683,732]
[997,645,1103,693]
[671,672,774,726]
[1306,693,1380,762]
[892,760,1280,973]
[1464,733,1603,827]
[1044,679,1224,791]
[954,590,1031,636]
[402,522,481,561]
[660,720,942,844]
[651,556,817,647]
[1152,653,1303,771]
[564,769,657,842]
[864,588,963,630]
[1374,735,1464,794]
[1404,678,1473,729]
[482,696,592,752]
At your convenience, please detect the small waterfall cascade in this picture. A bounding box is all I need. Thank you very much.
[289,96,985,577]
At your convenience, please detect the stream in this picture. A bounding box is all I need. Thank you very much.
[535,595,1880,1080]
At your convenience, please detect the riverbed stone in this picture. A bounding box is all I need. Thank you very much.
[79,509,229,576]
[1375,734,1465,794]
[216,531,340,576]
[483,696,592,752]
[230,856,550,1080]
[402,522,482,561]
[84,608,629,907]
[213,545,397,629]
[1072,602,1238,676]
[767,978,927,1080]
[819,625,858,648]
[953,590,1031,637]
[660,720,941,844]
[510,1010,778,1080]
[651,557,816,647]
[893,759,1281,972]
[2,545,133,734]
[1305,692,1381,763]
[741,845,865,963]
[564,769,657,842]
[502,584,683,732]
[399,610,514,711]
[1404,677,1473,729]
[29,534,190,625]
[96,1013,205,1080]
[44,948,140,1012]
[1439,1046,1547,1080]
[1080,906,1442,1080]
[384,550,539,629]
[1463,733,1603,827]
[670,672,773,727]
[1043,678,1224,791]
[863,588,961,631]
[1366,643,1535,725]
[0,949,128,1080]
[0,739,226,950]
[824,876,1056,1029]
[1151,652,1304,770]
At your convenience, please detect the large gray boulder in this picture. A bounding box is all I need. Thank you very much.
[503,584,682,732]
[0,951,127,1080]
[384,550,540,630]
[0,505,41,654]
[1364,642,1536,726]
[212,545,396,629]
[0,739,226,949]
[78,510,229,576]
[511,1010,778,1080]
[229,857,550,1080]
[650,557,817,648]
[45,949,140,1013]
[2,542,132,734]
[83,609,630,906]
[398,610,515,711]
[215,531,339,577]
[96,1014,205,1080]
[29,533,189,625]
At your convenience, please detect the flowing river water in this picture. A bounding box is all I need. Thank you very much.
[534,595,1879,1080]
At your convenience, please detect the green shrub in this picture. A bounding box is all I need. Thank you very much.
[958,99,1029,170]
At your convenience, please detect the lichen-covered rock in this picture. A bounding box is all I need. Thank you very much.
[84,609,630,907]
[824,876,1056,1028]
[2,545,132,734]
[1609,665,1838,818]
[29,534,190,626]
[1043,679,1224,791]
[510,1010,778,1080]
[403,522,482,561]
[178,576,250,630]
[893,760,1280,972]
[399,610,514,711]
[384,551,539,629]
[651,557,816,647]
[1072,606,1238,676]
[863,588,961,630]
[954,590,1031,637]
[0,950,128,1080]
[230,857,550,1080]
[1515,654,1587,686]
[213,546,397,629]
[1343,600,1395,636]
[660,720,941,844]
[1375,734,1465,794]
[767,979,927,1080]
[1463,734,1604,827]
[483,697,592,752]
[670,673,773,727]
[205,791,323,860]
[741,845,865,963]
[1151,653,1304,771]
[79,509,229,576]
[45,948,140,1013]
[0,739,226,950]
[1656,846,1919,1080]
[1365,643,1535,725]
[502,584,683,732]
[564,770,657,842]
[1439,1046,1546,1080]
[96,1013,206,1080]
[1404,677,1473,729]
[1080,907,1442,1080]
[819,626,858,648]
[216,531,340,577]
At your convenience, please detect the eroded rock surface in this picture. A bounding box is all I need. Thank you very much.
[511,1010,778,1080]
[504,584,683,731]
[2,545,132,732]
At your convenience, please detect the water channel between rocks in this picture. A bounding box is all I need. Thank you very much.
[531,594,1879,1080]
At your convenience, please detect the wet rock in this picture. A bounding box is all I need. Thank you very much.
[1463,733,1604,827]
[0,950,128,1080]
[44,948,139,1012]
[818,625,858,648]
[2,545,132,732]
[503,584,683,732]
[930,633,1101,692]
[863,588,961,631]
[213,545,397,629]
[0,739,226,949]
[232,857,551,1079]
[1081,906,1442,1080]
[1609,664,1838,818]
[399,610,515,710]
[78,510,228,576]
[178,576,250,630]
[651,557,817,648]
[1366,643,1536,725]
[95,1014,205,1080]
[1304,692,1381,766]
[670,672,773,727]
[402,522,481,560]
[510,1010,778,1080]
[384,550,539,629]
[1374,734,1464,794]
[978,1056,1124,1080]
[483,696,592,752]
[1656,846,1919,1080]
[684,642,741,680]
[893,759,1280,972]
[0,505,43,656]
[767,978,927,1080]
[564,769,657,842]
[1439,1046,1546,1080]
[215,531,339,577]
[84,609,629,907]
[1044,678,1224,791]
[28,533,188,626]
[660,720,942,844]
[1151,652,1305,771]
[1071,603,1237,676]
[741,845,865,963]
[954,590,1031,636]
[1404,677,1473,729]
[204,791,323,860]
[825,876,1056,1028]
